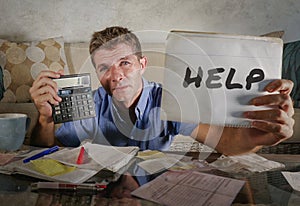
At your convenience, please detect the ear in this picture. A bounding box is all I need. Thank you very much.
[139,56,148,75]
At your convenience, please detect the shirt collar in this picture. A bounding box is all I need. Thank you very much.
[135,77,152,120]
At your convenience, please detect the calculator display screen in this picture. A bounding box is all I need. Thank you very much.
[54,75,90,89]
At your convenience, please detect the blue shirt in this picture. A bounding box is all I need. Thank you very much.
[55,79,198,151]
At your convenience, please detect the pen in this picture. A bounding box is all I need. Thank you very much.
[23,146,60,163]
[31,182,107,191]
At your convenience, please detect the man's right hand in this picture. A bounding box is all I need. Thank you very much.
[29,70,64,119]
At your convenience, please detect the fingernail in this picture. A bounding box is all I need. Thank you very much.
[251,121,258,127]
[244,111,252,118]
[267,85,276,92]
[250,99,259,105]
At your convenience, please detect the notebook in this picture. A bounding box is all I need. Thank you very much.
[161,31,283,127]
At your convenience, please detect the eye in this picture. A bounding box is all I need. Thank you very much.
[98,66,109,73]
[120,61,131,67]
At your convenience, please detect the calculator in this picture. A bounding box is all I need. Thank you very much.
[52,73,96,124]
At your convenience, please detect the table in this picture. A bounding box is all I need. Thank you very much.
[0,152,300,206]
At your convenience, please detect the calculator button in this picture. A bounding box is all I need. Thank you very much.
[52,83,96,123]
[72,112,78,118]
[56,116,62,122]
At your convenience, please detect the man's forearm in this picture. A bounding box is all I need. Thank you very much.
[192,124,262,156]
[30,115,56,147]
[213,127,262,155]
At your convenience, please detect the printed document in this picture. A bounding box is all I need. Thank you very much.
[132,170,245,206]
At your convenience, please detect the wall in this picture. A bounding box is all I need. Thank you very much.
[0,0,300,43]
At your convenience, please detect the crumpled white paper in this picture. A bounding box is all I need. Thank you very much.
[282,171,300,191]
[209,153,285,174]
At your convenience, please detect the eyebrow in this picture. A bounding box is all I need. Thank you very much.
[120,54,135,60]
[96,54,136,70]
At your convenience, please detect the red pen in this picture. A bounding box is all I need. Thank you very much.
[76,146,85,164]
[31,182,107,191]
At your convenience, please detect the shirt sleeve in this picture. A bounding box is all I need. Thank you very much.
[55,122,81,147]
[55,117,97,147]
[178,122,198,136]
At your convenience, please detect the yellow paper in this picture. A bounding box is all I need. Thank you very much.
[169,164,195,171]
[31,159,76,176]
[137,150,166,160]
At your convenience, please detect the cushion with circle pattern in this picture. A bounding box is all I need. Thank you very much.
[0,37,68,103]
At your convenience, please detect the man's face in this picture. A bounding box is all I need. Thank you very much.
[93,43,147,107]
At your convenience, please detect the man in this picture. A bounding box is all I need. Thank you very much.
[29,26,295,155]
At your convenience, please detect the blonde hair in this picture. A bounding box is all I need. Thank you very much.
[89,26,142,66]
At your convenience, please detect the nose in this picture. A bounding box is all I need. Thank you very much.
[110,64,124,82]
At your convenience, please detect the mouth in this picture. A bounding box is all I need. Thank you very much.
[113,85,129,92]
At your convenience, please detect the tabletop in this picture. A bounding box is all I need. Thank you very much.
[0,152,300,206]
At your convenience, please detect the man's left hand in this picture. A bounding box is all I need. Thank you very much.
[244,79,295,146]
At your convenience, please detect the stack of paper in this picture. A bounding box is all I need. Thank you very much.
[209,153,285,175]
[0,143,139,183]
[48,142,139,173]
[137,150,194,174]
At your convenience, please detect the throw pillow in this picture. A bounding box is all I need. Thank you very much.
[282,39,300,107]
[260,30,285,38]
[0,37,68,103]
[0,65,4,100]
